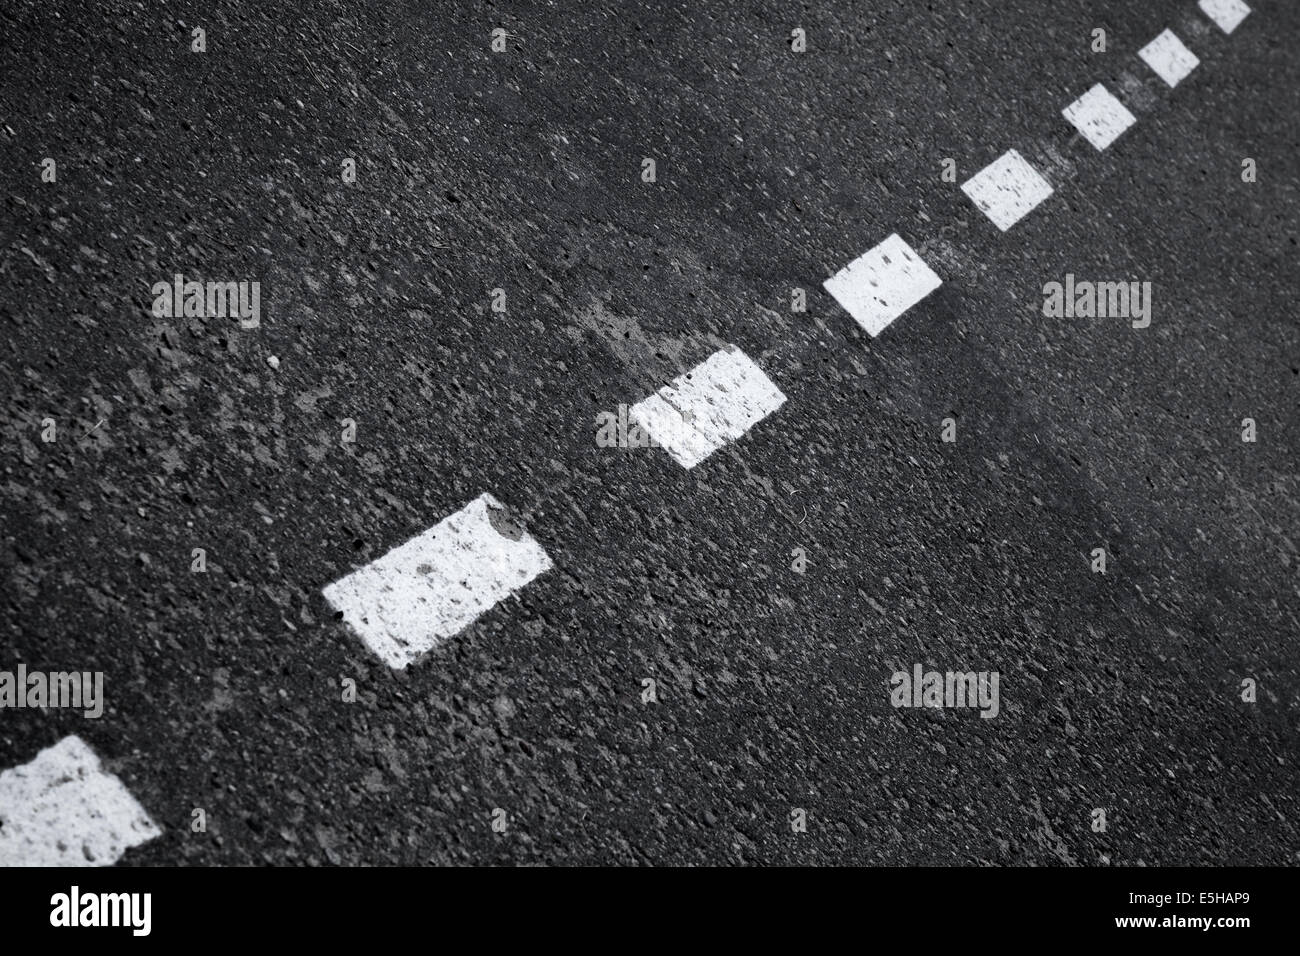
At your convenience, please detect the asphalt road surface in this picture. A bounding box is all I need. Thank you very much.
[1,0,1298,865]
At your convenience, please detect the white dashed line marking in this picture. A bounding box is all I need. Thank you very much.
[1139,29,1200,88]
[1062,84,1137,151]
[322,493,553,669]
[823,233,943,337]
[1198,0,1251,34]
[960,149,1055,232]
[630,346,786,469]
[0,735,160,866]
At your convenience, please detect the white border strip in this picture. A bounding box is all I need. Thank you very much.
[1198,0,1251,34]
[1138,29,1200,88]
[0,735,161,867]
[824,233,943,337]
[1062,84,1137,151]
[631,346,786,469]
[961,149,1055,232]
[323,493,553,669]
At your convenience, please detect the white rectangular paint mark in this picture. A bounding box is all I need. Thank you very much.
[0,735,160,866]
[1198,0,1251,34]
[1138,29,1200,87]
[322,493,553,669]
[960,149,1055,232]
[1062,84,1137,151]
[823,233,943,337]
[630,346,786,470]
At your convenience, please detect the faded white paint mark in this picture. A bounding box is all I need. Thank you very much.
[0,735,160,867]
[960,149,1055,232]
[1138,29,1200,87]
[631,346,786,469]
[1198,0,1250,34]
[323,493,553,669]
[823,233,943,337]
[1062,84,1137,151]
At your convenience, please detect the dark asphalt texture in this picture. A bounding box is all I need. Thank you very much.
[1,0,1298,865]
